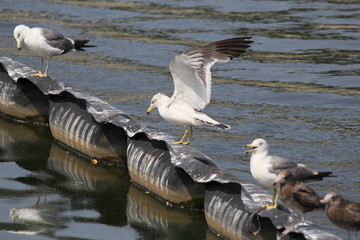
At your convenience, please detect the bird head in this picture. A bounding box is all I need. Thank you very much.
[146,93,167,116]
[320,192,342,206]
[244,138,268,155]
[13,25,30,51]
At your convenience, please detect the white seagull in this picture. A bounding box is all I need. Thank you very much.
[146,37,253,145]
[13,24,96,77]
[244,138,333,209]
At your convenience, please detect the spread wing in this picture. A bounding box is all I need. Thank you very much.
[169,37,252,110]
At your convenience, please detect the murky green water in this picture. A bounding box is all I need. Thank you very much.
[0,0,359,239]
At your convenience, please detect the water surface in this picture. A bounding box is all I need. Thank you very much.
[0,0,359,239]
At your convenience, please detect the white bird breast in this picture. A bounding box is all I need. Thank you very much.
[251,159,276,188]
[23,29,64,56]
[158,102,196,127]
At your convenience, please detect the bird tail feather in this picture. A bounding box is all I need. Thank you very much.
[74,39,97,51]
[195,116,230,130]
[307,171,334,181]
[214,123,231,130]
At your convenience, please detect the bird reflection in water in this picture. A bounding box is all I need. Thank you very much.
[9,195,68,236]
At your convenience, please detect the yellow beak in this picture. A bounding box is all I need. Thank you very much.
[17,41,22,51]
[244,144,256,154]
[146,105,155,116]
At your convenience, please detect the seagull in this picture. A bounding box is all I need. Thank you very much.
[275,170,322,230]
[320,192,360,240]
[146,37,253,145]
[13,24,96,77]
[244,138,333,209]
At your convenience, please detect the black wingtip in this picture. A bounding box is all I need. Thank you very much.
[210,37,253,59]
[307,171,335,181]
[318,171,335,178]
[214,123,231,130]
[74,39,97,51]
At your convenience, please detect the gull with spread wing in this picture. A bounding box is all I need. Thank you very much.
[146,37,253,144]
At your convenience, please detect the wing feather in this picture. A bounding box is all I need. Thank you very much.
[269,156,298,173]
[169,37,252,110]
[293,183,320,207]
[40,28,74,54]
[344,201,360,221]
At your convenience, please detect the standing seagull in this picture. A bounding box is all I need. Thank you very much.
[320,193,360,240]
[146,37,252,145]
[13,24,96,77]
[275,170,322,230]
[244,138,333,209]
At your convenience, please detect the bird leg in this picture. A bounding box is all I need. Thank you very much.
[43,57,51,77]
[300,214,305,232]
[182,127,193,145]
[32,57,47,77]
[263,189,278,209]
[172,128,188,145]
[172,127,192,145]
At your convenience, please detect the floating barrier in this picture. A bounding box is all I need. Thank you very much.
[0,57,341,240]
[0,63,48,123]
[204,181,341,240]
[49,93,128,165]
[0,57,134,164]
[127,137,217,208]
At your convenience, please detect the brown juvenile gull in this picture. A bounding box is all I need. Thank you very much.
[244,138,333,209]
[13,24,96,77]
[275,170,322,230]
[320,192,360,240]
[146,37,253,145]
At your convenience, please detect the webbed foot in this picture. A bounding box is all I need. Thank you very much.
[32,72,48,77]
